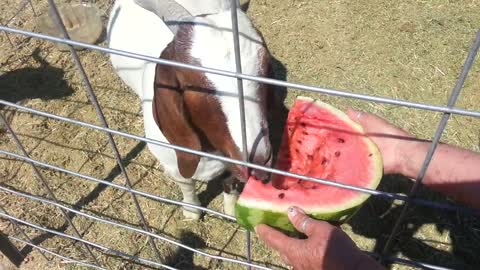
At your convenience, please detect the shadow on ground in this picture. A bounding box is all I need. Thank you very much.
[348,174,480,270]
[0,48,74,131]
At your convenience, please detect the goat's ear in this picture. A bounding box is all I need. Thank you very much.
[152,45,201,179]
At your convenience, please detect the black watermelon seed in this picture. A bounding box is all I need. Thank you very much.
[335,151,341,157]
[278,193,285,199]
[261,178,269,184]
[368,153,373,157]
[322,158,328,165]
[338,138,345,143]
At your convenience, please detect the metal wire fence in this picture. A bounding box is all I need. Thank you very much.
[0,0,479,269]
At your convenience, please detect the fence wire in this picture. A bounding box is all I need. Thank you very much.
[0,0,479,270]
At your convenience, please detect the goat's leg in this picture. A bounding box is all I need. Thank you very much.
[176,180,202,220]
[223,176,240,216]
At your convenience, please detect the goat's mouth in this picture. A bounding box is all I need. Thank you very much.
[230,165,249,183]
[234,152,273,183]
[229,165,271,184]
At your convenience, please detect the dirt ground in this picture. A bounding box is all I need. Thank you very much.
[1,0,479,269]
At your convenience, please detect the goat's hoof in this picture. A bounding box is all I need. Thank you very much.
[182,208,202,221]
[223,192,239,216]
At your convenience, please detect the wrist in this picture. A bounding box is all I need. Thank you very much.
[394,138,426,178]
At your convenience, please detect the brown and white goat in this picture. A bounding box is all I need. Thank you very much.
[107,0,272,220]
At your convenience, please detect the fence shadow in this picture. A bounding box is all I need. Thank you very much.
[19,140,146,256]
[0,48,74,131]
[348,174,480,270]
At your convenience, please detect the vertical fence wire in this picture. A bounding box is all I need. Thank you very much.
[230,0,252,268]
[1,0,31,48]
[45,0,162,261]
[0,112,101,266]
[26,0,36,16]
[381,29,480,260]
[0,205,50,262]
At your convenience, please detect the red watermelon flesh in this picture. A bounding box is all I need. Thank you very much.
[235,96,383,233]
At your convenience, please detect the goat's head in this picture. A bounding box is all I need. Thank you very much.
[152,10,273,182]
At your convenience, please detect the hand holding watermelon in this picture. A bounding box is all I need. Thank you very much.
[256,206,385,270]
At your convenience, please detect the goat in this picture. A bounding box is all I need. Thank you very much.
[107,0,272,220]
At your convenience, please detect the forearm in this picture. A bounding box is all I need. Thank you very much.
[399,140,480,208]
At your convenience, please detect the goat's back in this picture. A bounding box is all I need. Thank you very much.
[107,0,174,98]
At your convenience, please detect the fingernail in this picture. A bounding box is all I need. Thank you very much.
[287,206,304,218]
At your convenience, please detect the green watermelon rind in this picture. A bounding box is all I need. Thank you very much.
[235,96,383,234]
[235,203,361,235]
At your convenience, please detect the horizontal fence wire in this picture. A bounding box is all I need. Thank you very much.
[1,99,479,219]
[8,236,105,270]
[1,25,480,119]
[0,185,272,270]
[0,149,235,221]
[365,252,455,270]
[1,213,178,270]
[0,182,456,270]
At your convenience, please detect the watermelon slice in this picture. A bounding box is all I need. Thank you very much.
[235,96,383,234]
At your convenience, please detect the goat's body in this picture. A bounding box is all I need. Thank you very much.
[107,0,269,219]
[108,0,228,182]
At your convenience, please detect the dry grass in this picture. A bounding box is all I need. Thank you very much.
[1,0,479,269]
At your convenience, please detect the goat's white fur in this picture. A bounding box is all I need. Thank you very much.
[107,0,269,219]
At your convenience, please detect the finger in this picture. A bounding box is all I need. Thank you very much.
[346,108,380,128]
[346,108,362,123]
[346,108,393,133]
[255,224,297,253]
[287,206,331,237]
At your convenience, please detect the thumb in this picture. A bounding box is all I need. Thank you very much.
[346,108,369,127]
[346,108,391,134]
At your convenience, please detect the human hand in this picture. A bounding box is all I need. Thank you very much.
[346,109,416,175]
[255,206,384,270]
